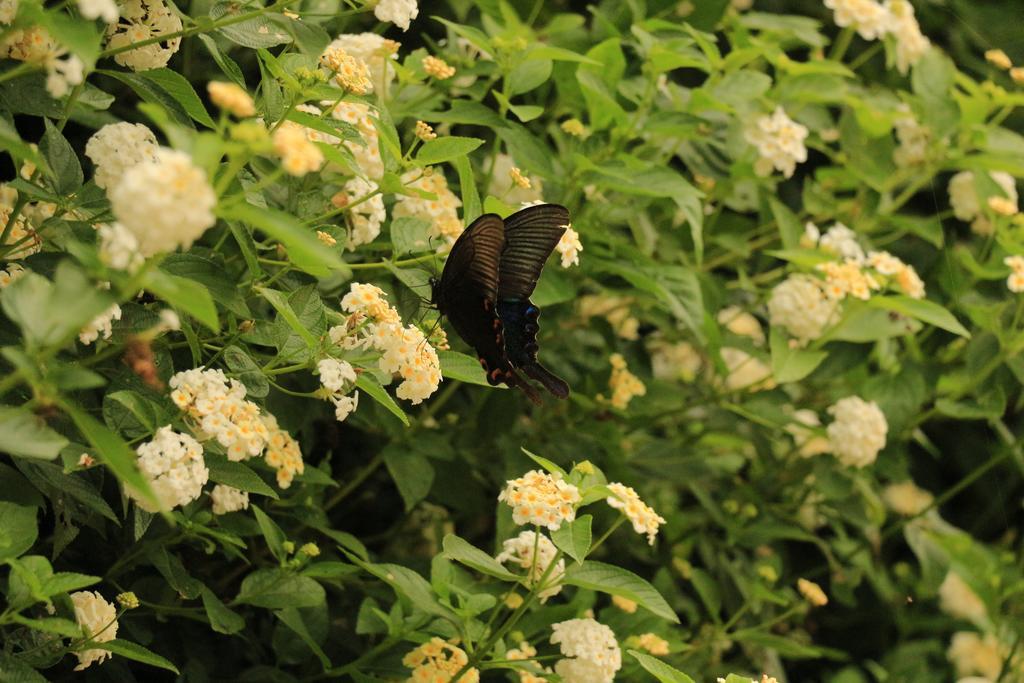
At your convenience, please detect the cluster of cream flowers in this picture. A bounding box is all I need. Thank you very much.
[498,469,581,531]
[631,632,670,655]
[373,0,417,31]
[826,395,888,467]
[85,122,160,191]
[606,482,666,545]
[273,121,325,177]
[767,274,839,343]
[1004,255,1024,293]
[505,641,549,683]
[336,176,386,249]
[939,571,988,625]
[320,45,373,94]
[170,369,306,490]
[394,169,464,244]
[129,426,209,512]
[402,638,479,683]
[0,25,85,98]
[745,107,808,178]
[803,222,925,300]
[79,300,122,346]
[330,101,385,179]
[489,155,544,204]
[324,33,399,94]
[495,530,565,602]
[577,294,639,340]
[105,0,182,71]
[949,171,1019,235]
[210,484,250,515]
[70,591,118,670]
[108,148,216,256]
[718,307,774,392]
[948,632,1004,681]
[882,479,934,516]
[556,226,583,268]
[892,105,931,167]
[601,353,646,409]
[786,408,832,457]
[333,283,442,404]
[208,81,255,118]
[798,578,829,607]
[97,222,144,272]
[0,263,26,288]
[0,185,45,260]
[78,0,119,22]
[317,358,359,422]
[648,338,702,382]
[549,618,622,683]
[806,221,865,262]
[824,0,930,73]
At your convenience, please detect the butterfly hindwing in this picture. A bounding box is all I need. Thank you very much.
[497,299,570,399]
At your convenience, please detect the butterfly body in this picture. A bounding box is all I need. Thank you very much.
[432,204,571,402]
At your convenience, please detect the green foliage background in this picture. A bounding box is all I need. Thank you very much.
[1,0,1024,681]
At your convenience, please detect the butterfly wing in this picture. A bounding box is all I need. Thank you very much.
[495,204,571,399]
[434,215,541,404]
[497,204,570,301]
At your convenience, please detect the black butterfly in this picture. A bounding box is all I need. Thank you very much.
[431,204,571,404]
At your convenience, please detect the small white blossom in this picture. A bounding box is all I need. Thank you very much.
[948,170,1018,235]
[786,409,832,457]
[826,396,888,468]
[97,222,144,272]
[549,618,622,683]
[210,484,249,515]
[108,148,216,256]
[939,572,988,626]
[556,226,583,268]
[318,358,357,393]
[70,591,118,670]
[373,0,417,31]
[648,339,702,382]
[329,101,385,179]
[488,154,544,204]
[745,107,808,178]
[324,33,398,92]
[947,632,1004,681]
[818,222,866,262]
[824,0,890,39]
[393,168,463,244]
[885,0,930,74]
[130,426,209,512]
[105,0,183,71]
[882,480,934,516]
[337,176,386,249]
[79,301,122,346]
[768,274,839,343]
[85,122,160,191]
[495,531,565,602]
[0,0,16,24]
[169,368,269,461]
[606,482,666,545]
[499,469,581,531]
[331,392,359,422]
[78,0,119,22]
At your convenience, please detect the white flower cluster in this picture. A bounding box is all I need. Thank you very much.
[939,571,988,625]
[210,484,249,515]
[826,395,888,467]
[70,591,118,670]
[337,176,386,249]
[0,263,26,289]
[648,338,702,382]
[578,294,638,340]
[97,222,144,272]
[0,0,16,23]
[549,618,622,683]
[1005,255,1024,293]
[505,641,549,683]
[803,222,925,300]
[881,480,933,516]
[786,409,832,457]
[105,0,183,71]
[79,301,122,346]
[130,426,209,512]
[393,169,464,245]
[273,121,324,177]
[718,307,774,392]
[892,105,930,167]
[333,283,442,404]
[606,482,666,545]
[806,221,865,262]
[745,106,808,178]
[948,632,1004,681]
[373,0,418,31]
[824,0,930,74]
[495,531,565,602]
[262,414,305,488]
[0,187,42,260]
[317,358,359,422]
[768,274,839,343]
[489,155,545,204]
[556,225,583,268]
[498,469,581,531]
[602,353,646,409]
[867,250,925,298]
[78,0,119,23]
[330,101,385,179]
[402,638,479,683]
[324,33,398,93]
[0,25,84,98]
[169,368,269,461]
[85,122,160,191]
[108,148,216,257]
[949,170,1019,236]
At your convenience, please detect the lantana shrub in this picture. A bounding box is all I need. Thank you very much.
[0,0,1022,680]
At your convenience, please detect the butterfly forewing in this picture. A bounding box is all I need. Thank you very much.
[438,214,503,303]
[497,204,570,301]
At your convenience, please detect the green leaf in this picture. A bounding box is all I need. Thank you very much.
[257,287,319,348]
[41,11,101,67]
[453,155,481,223]
[143,269,220,332]
[563,560,679,623]
[383,447,434,511]
[550,515,592,564]
[210,2,292,48]
[769,328,827,383]
[355,374,410,426]
[201,586,245,634]
[1,263,113,348]
[770,198,803,250]
[438,351,493,387]
[391,216,433,256]
[252,505,288,561]
[148,546,202,599]
[41,571,102,596]
[415,136,485,166]
[441,534,519,581]
[867,296,970,338]
[92,640,179,673]
[100,70,195,128]
[236,569,326,608]
[520,448,569,478]
[0,502,38,560]
[223,345,270,398]
[627,651,696,683]
[136,69,216,128]
[689,567,722,620]
[220,203,345,278]
[63,402,159,512]
[507,58,552,95]
[41,120,83,194]
[0,118,48,175]
[205,454,279,499]
[197,34,246,87]
[11,615,82,638]
[0,406,68,459]
[344,554,457,622]
[275,608,331,669]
